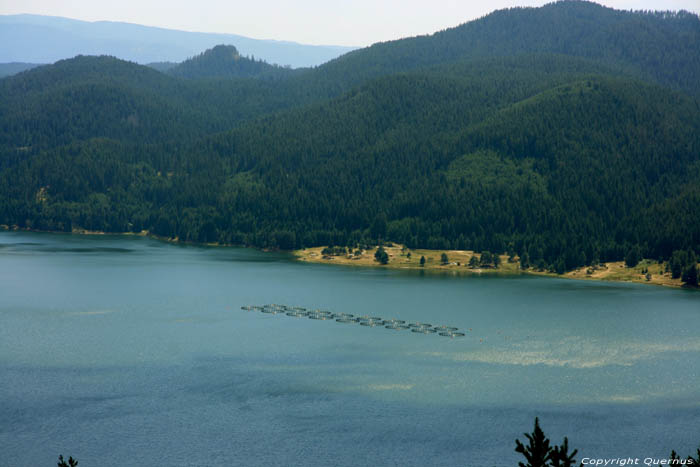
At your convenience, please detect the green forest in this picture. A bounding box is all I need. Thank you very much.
[0,1,699,274]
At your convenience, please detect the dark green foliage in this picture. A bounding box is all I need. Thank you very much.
[375,246,389,264]
[468,255,480,268]
[441,252,449,265]
[274,230,297,250]
[322,246,346,256]
[420,255,426,267]
[0,55,307,156]
[625,246,642,268]
[57,455,78,467]
[515,418,580,467]
[670,251,687,278]
[670,250,697,280]
[515,417,552,467]
[0,3,698,267]
[480,251,494,268]
[550,438,578,467]
[315,2,700,96]
[682,263,699,286]
[167,45,292,80]
[670,447,700,465]
[520,251,530,269]
[370,213,388,241]
[555,259,567,275]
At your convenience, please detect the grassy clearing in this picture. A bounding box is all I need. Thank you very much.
[294,245,688,288]
[295,245,519,275]
[556,259,683,288]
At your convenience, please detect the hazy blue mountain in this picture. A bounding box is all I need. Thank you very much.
[146,62,178,73]
[0,62,42,78]
[0,14,356,68]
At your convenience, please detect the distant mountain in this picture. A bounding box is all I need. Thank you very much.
[0,14,356,68]
[146,62,178,73]
[167,45,293,79]
[0,62,42,78]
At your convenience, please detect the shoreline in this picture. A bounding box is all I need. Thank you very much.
[2,226,693,289]
[293,245,693,289]
[0,225,247,249]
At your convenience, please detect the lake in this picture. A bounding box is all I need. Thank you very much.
[1,231,699,466]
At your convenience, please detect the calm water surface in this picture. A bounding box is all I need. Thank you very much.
[1,232,699,466]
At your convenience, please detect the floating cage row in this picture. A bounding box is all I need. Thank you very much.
[241,304,465,338]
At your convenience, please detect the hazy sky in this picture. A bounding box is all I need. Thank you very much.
[1,0,698,46]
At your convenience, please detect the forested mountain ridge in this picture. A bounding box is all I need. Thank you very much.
[2,1,698,153]
[1,1,699,274]
[312,1,700,96]
[167,45,294,80]
[0,55,309,158]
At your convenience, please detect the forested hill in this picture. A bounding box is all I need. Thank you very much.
[1,1,699,273]
[312,1,700,96]
[0,55,306,156]
[167,45,293,80]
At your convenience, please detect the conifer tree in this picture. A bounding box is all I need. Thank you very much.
[625,246,641,268]
[682,263,698,286]
[515,418,581,467]
[375,246,389,264]
[515,417,552,467]
[57,455,78,467]
[469,255,480,268]
[550,437,578,467]
[520,251,531,269]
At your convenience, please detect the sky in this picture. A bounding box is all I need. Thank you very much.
[0,0,698,46]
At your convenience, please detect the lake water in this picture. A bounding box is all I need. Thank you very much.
[1,231,699,466]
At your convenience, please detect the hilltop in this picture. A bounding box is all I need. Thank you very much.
[167,45,293,80]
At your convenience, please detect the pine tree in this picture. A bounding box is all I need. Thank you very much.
[480,251,493,267]
[520,251,531,269]
[551,437,578,467]
[515,417,552,467]
[468,255,480,268]
[625,246,641,268]
[682,263,698,286]
[670,250,687,279]
[420,255,426,267]
[555,258,566,275]
[57,455,78,467]
[375,246,389,265]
